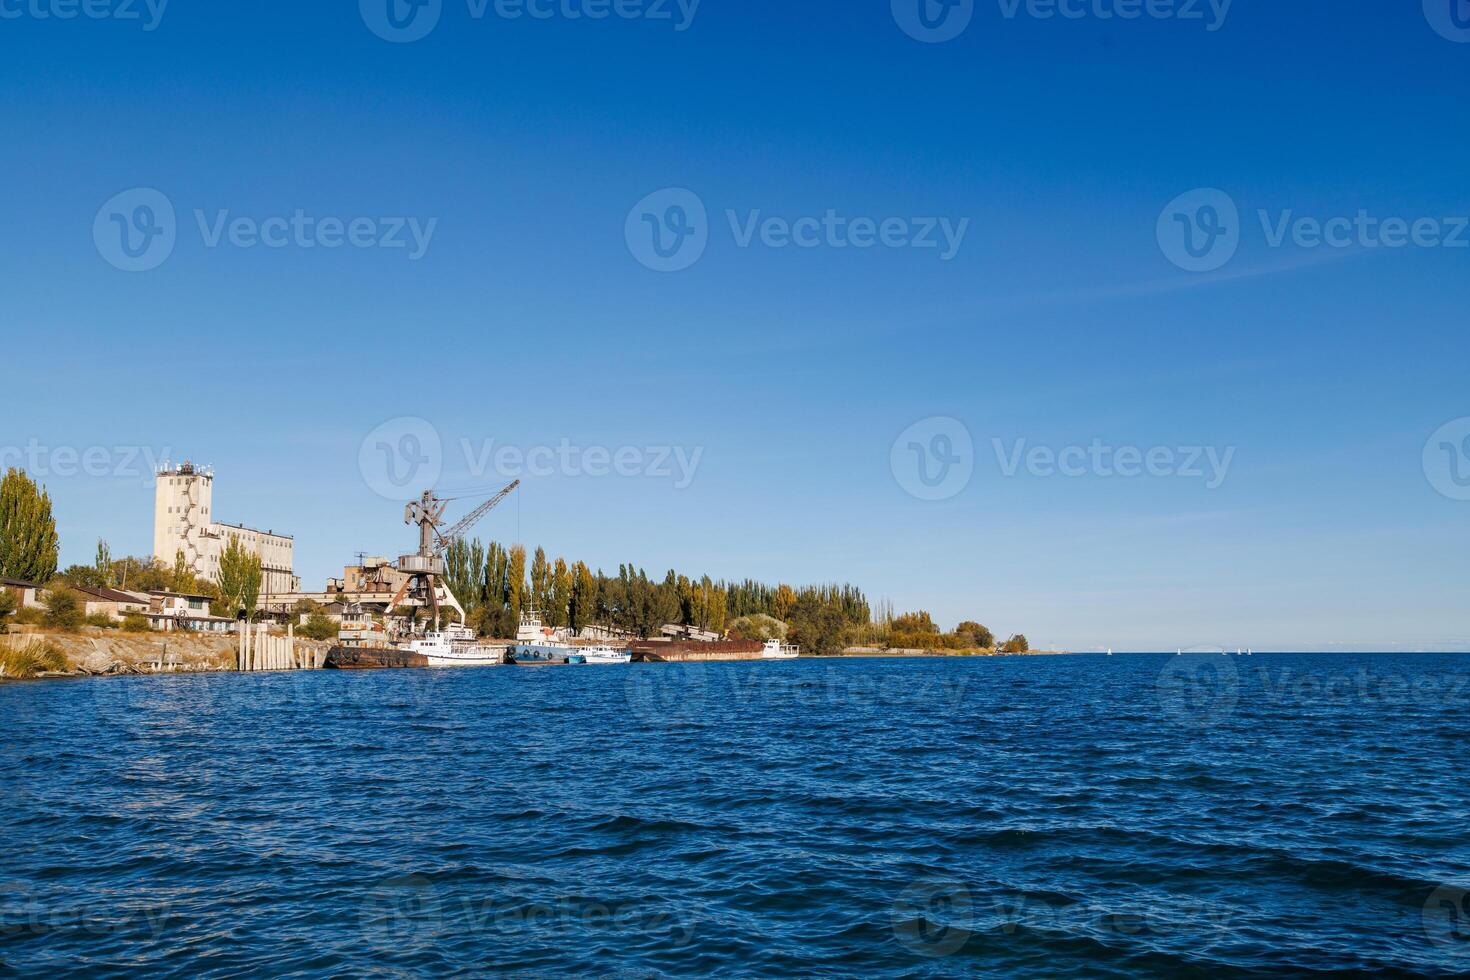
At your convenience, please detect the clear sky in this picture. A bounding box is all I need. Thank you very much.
[3,2,1467,651]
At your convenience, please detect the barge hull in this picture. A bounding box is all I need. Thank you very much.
[324,646,431,670]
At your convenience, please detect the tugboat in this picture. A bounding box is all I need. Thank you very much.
[507,610,580,665]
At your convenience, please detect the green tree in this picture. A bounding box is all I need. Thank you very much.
[530,547,551,622]
[298,613,338,641]
[891,611,939,635]
[59,564,106,588]
[1000,634,1030,654]
[506,545,527,623]
[215,537,263,622]
[550,557,572,629]
[569,561,596,632]
[94,539,113,586]
[786,592,847,656]
[42,586,83,630]
[0,468,59,584]
[955,621,995,649]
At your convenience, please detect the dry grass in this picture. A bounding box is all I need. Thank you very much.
[0,637,71,678]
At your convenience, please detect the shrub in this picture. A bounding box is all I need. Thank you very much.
[11,607,45,626]
[297,613,338,641]
[0,637,69,677]
[42,588,83,630]
[121,613,152,633]
[85,613,120,629]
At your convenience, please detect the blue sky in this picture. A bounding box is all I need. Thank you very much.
[2,2,1467,650]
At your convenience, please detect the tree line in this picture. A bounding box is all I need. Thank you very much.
[442,538,875,654]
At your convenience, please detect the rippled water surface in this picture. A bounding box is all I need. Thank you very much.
[3,653,1468,977]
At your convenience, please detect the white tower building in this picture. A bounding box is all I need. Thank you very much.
[154,462,300,595]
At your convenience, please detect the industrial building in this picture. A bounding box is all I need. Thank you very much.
[153,461,301,595]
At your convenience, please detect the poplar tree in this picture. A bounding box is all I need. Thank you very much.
[0,468,59,584]
[215,537,262,622]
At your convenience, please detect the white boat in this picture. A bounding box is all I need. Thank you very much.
[578,645,632,665]
[409,624,506,667]
[761,639,800,659]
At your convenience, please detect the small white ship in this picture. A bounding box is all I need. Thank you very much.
[409,623,506,667]
[761,639,800,659]
[578,645,633,665]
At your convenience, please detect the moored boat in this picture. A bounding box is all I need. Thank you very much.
[761,639,800,660]
[578,645,632,665]
[508,609,579,665]
[324,646,431,670]
[409,624,507,667]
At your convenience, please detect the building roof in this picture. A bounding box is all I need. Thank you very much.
[1,577,42,590]
[215,522,294,541]
[147,589,217,601]
[71,585,149,604]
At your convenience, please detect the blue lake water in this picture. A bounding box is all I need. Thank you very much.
[2,653,1468,977]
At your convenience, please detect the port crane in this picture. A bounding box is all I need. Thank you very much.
[386,479,520,634]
